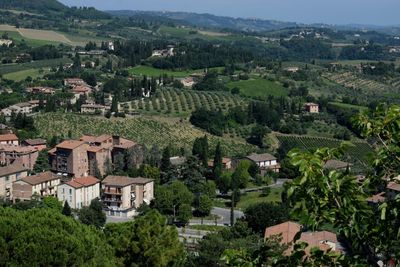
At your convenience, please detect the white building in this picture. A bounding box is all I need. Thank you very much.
[1,102,34,117]
[12,171,60,201]
[57,176,100,209]
[0,39,13,47]
[246,153,280,173]
[0,163,28,199]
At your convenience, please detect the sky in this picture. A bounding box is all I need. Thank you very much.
[59,0,399,26]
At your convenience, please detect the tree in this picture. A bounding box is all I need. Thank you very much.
[62,201,72,217]
[91,159,102,179]
[217,171,232,194]
[213,142,223,179]
[192,135,208,168]
[247,124,270,147]
[197,195,213,216]
[244,202,290,235]
[0,207,116,266]
[104,156,113,176]
[42,196,62,212]
[231,160,251,189]
[177,203,192,224]
[104,210,185,266]
[160,145,171,172]
[33,150,50,174]
[78,198,106,229]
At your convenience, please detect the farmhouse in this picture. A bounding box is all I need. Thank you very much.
[246,153,280,174]
[0,133,19,145]
[81,104,108,114]
[181,77,196,87]
[208,157,233,170]
[0,163,28,199]
[0,39,13,47]
[22,139,47,152]
[57,176,101,209]
[102,175,154,218]
[304,103,319,113]
[26,86,55,95]
[72,85,92,96]
[64,78,86,87]
[284,66,300,73]
[264,221,343,255]
[152,47,174,57]
[12,171,60,201]
[1,102,35,116]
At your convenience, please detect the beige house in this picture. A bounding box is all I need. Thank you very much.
[246,153,280,174]
[102,175,154,217]
[12,171,60,201]
[304,103,319,114]
[0,163,28,200]
[0,134,19,145]
[64,78,86,87]
[81,104,108,115]
[57,176,100,209]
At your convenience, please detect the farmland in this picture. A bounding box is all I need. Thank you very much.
[276,135,374,171]
[322,72,391,93]
[34,112,255,156]
[226,78,288,98]
[328,102,369,111]
[3,68,50,81]
[119,88,246,116]
[128,65,224,78]
[0,58,72,76]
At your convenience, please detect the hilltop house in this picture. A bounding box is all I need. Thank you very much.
[264,221,343,255]
[64,78,86,87]
[12,171,60,201]
[81,104,109,115]
[0,134,19,145]
[57,176,100,209]
[246,153,280,174]
[26,86,55,95]
[102,175,154,218]
[0,163,28,200]
[304,103,319,114]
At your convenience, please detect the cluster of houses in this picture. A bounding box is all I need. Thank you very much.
[0,134,154,218]
[151,45,175,57]
[1,101,43,117]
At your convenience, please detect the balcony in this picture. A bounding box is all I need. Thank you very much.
[103,189,122,195]
[103,198,122,203]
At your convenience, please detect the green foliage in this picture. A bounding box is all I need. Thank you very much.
[78,198,106,229]
[104,210,184,267]
[244,202,289,235]
[197,195,213,216]
[0,207,116,266]
[42,196,62,212]
[232,160,251,189]
[62,201,72,217]
[33,149,51,174]
[213,142,223,179]
[177,203,192,224]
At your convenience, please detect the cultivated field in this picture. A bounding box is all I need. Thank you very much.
[323,72,391,93]
[3,68,50,81]
[276,135,374,172]
[119,88,246,116]
[128,65,223,78]
[35,113,255,156]
[0,58,72,76]
[226,78,288,98]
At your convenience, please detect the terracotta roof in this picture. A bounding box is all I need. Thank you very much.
[265,221,340,254]
[80,134,112,144]
[0,133,18,142]
[72,86,91,93]
[324,160,352,170]
[0,144,37,153]
[64,176,100,189]
[20,171,59,185]
[0,163,28,177]
[304,103,319,107]
[81,104,106,109]
[103,175,153,187]
[265,221,301,244]
[246,153,276,162]
[56,140,85,150]
[114,139,136,149]
[387,181,400,192]
[23,138,46,146]
[87,146,103,153]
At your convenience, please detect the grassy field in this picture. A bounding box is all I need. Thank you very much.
[227,78,288,98]
[128,65,224,78]
[3,68,50,81]
[34,112,255,157]
[236,188,283,210]
[1,30,61,47]
[0,58,72,76]
[329,102,369,111]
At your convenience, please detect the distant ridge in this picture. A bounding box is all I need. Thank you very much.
[107,10,299,32]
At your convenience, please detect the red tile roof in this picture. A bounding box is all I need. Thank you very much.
[64,176,100,189]
[56,140,85,150]
[0,133,18,142]
[21,171,59,185]
[387,181,400,192]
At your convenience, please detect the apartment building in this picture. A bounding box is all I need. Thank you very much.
[12,171,60,201]
[49,140,89,177]
[57,176,100,209]
[102,175,154,218]
[0,163,28,199]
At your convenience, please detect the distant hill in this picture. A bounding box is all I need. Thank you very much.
[0,0,68,13]
[0,0,111,19]
[108,10,298,32]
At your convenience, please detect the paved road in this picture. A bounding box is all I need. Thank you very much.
[189,207,244,226]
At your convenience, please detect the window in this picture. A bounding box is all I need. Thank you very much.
[5,176,9,181]
[69,189,72,194]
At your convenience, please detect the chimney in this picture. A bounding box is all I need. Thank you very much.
[112,135,120,146]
